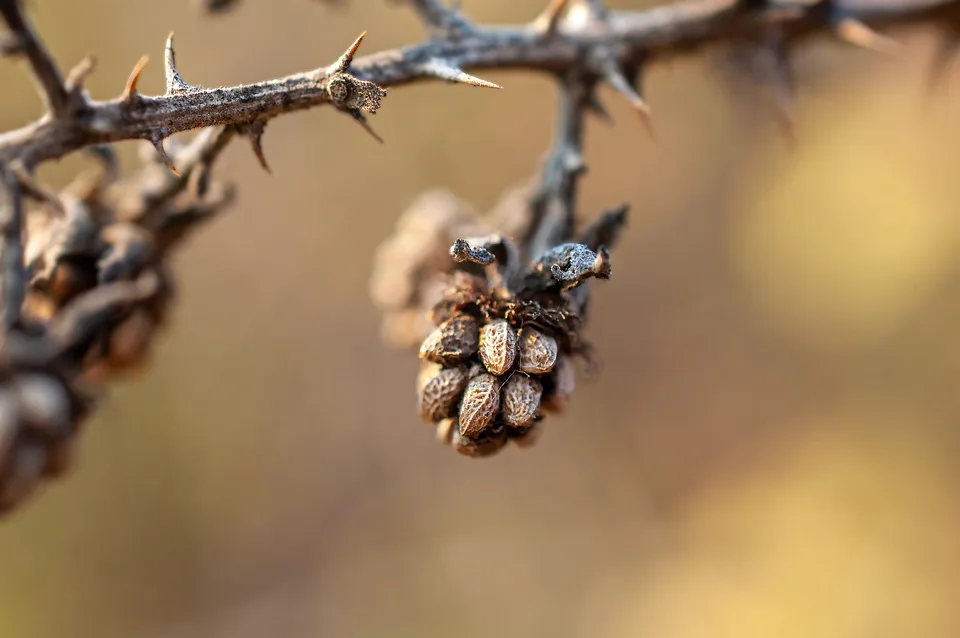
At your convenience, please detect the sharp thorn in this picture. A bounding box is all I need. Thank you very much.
[334,31,367,73]
[834,18,900,54]
[122,54,149,101]
[164,32,192,94]
[532,0,570,36]
[150,136,179,174]
[418,59,502,88]
[246,121,271,173]
[64,55,97,93]
[600,64,654,138]
[347,109,384,143]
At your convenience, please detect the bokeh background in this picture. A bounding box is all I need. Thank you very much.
[3,1,960,636]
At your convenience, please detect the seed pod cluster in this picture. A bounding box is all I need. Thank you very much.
[0,132,235,518]
[417,286,579,457]
[373,183,627,458]
[20,136,233,385]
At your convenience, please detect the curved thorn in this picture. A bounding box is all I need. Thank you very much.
[600,63,653,137]
[834,18,900,54]
[333,31,367,73]
[346,109,384,143]
[246,121,271,173]
[150,136,179,174]
[122,54,149,101]
[164,32,191,94]
[64,55,97,93]
[532,0,570,35]
[417,59,502,88]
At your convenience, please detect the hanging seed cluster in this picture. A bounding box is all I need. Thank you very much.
[0,133,234,516]
[373,181,626,457]
[417,290,578,456]
[21,137,233,385]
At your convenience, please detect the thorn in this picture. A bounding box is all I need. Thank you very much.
[532,0,570,36]
[150,136,179,174]
[834,17,900,54]
[417,59,502,88]
[164,32,192,94]
[600,63,654,138]
[122,55,149,101]
[333,31,366,73]
[64,55,97,93]
[245,120,271,173]
[346,108,384,143]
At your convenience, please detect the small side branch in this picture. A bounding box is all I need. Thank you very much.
[0,0,71,117]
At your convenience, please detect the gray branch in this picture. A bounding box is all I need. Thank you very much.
[1,0,958,168]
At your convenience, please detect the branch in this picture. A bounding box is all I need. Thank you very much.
[2,0,959,169]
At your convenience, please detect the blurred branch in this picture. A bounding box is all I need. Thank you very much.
[2,0,959,168]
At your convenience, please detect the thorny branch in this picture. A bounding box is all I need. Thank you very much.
[1,0,960,169]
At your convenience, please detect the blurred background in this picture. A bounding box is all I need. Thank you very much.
[3,0,960,636]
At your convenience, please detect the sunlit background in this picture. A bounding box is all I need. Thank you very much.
[2,1,960,636]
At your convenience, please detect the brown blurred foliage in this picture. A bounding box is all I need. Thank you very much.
[2,1,960,637]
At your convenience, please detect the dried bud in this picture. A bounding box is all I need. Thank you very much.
[417,363,468,423]
[419,315,480,364]
[451,427,508,458]
[542,354,575,413]
[518,327,558,374]
[479,318,516,376]
[458,373,500,437]
[501,374,542,428]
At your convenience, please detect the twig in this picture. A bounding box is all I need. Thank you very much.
[1,0,958,169]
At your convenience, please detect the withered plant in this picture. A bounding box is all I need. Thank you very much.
[0,0,956,516]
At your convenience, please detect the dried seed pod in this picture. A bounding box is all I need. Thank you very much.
[518,327,558,374]
[419,314,480,364]
[418,364,468,423]
[458,373,500,437]
[501,374,542,428]
[479,318,517,375]
[451,427,508,458]
[542,354,575,413]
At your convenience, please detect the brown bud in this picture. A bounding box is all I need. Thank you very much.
[419,315,480,364]
[451,427,508,458]
[501,374,542,428]
[418,364,468,423]
[542,355,575,413]
[518,327,558,375]
[479,318,517,375]
[458,373,500,437]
